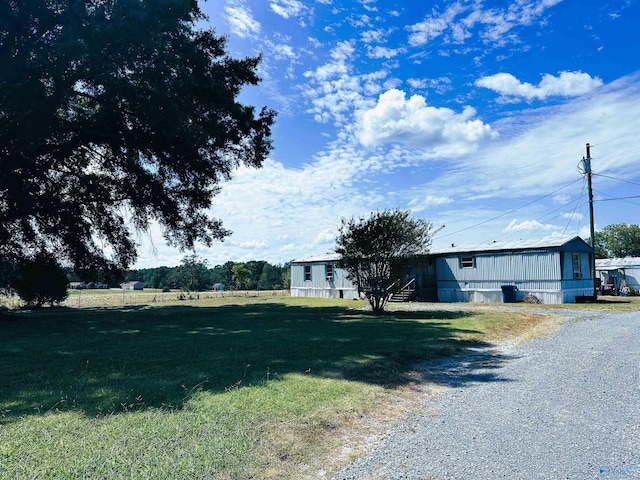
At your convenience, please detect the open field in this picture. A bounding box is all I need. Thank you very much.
[0,294,632,478]
[63,288,289,308]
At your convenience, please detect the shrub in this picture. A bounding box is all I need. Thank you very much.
[14,254,69,308]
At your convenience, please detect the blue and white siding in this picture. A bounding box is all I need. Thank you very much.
[433,237,594,304]
[290,255,358,299]
[291,237,595,304]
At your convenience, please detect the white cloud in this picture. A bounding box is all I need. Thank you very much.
[225,0,261,38]
[407,0,564,48]
[578,225,592,239]
[367,46,406,59]
[303,41,391,125]
[184,145,387,264]
[407,77,452,94]
[304,40,354,81]
[307,36,323,49]
[408,195,454,213]
[269,42,299,61]
[361,28,392,44]
[407,78,428,89]
[407,3,467,47]
[553,194,571,204]
[357,89,497,154]
[314,228,336,243]
[270,0,306,19]
[503,219,557,232]
[359,0,378,12]
[476,71,603,100]
[238,239,270,249]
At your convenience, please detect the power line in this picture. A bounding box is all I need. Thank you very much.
[434,177,584,240]
[593,187,640,205]
[531,178,587,224]
[593,172,640,187]
[562,179,587,236]
[596,195,640,202]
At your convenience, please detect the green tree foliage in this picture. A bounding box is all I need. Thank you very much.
[281,264,291,290]
[590,223,640,258]
[14,253,69,307]
[257,263,282,290]
[335,210,433,313]
[106,260,289,291]
[245,260,267,289]
[210,261,235,289]
[231,263,251,290]
[167,255,211,291]
[132,267,172,289]
[0,1,275,277]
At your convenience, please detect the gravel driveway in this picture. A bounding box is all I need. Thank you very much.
[334,309,640,480]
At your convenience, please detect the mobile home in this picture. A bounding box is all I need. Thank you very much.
[291,236,595,304]
[290,254,358,299]
[431,236,595,304]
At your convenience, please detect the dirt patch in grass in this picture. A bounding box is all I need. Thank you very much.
[486,312,563,344]
[253,385,422,479]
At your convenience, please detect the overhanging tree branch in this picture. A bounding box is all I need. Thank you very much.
[0,0,275,273]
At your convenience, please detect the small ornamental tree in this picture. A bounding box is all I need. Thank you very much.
[14,253,69,308]
[335,210,433,313]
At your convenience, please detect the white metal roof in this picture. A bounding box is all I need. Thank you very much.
[292,253,341,263]
[430,236,588,255]
[595,257,640,268]
[293,237,592,263]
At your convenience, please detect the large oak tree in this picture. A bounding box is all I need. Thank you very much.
[0,0,275,276]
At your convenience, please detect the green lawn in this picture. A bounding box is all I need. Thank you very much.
[0,297,564,478]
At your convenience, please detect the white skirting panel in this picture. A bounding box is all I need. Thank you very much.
[438,287,594,304]
[290,287,359,299]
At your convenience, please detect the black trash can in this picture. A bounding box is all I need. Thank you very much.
[501,285,517,303]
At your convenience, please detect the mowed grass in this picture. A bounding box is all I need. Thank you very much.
[1,296,562,478]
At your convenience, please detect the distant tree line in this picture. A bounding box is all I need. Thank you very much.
[125,255,291,292]
[0,254,291,310]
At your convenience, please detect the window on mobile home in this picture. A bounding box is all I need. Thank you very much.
[461,256,475,268]
[325,264,334,280]
[572,253,582,279]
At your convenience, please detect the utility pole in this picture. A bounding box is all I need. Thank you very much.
[583,143,597,298]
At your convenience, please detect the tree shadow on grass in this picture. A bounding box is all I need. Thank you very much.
[0,303,517,421]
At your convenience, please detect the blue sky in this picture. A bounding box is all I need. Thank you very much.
[134,0,640,268]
